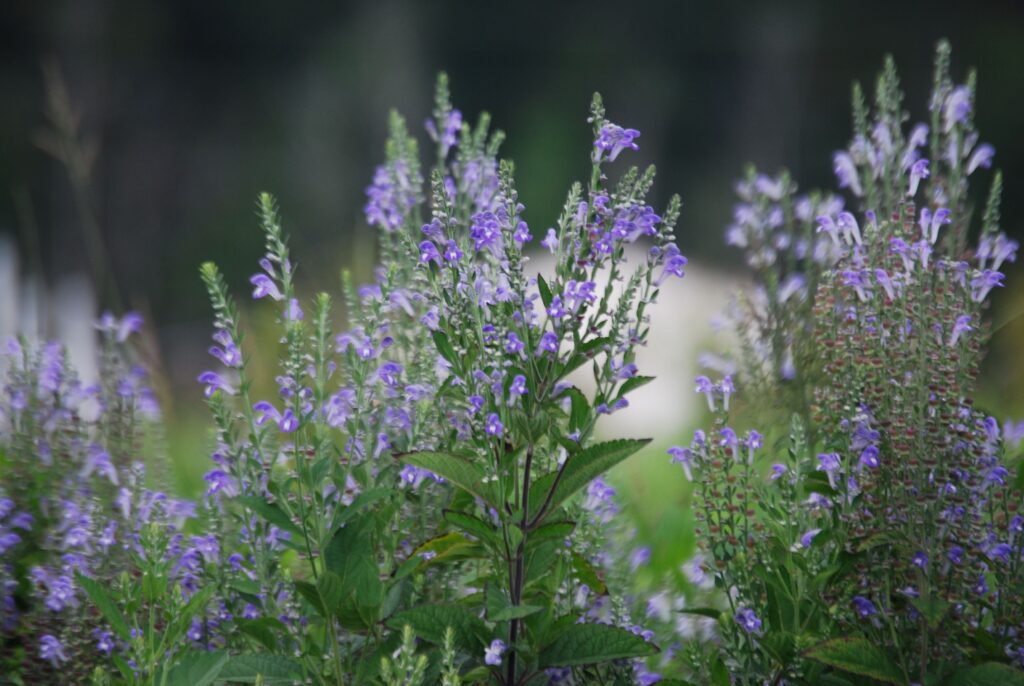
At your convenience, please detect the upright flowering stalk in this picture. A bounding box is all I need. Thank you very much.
[197,77,681,684]
[673,42,1024,686]
[395,89,682,685]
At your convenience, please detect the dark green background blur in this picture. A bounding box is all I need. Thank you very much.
[2,0,1024,411]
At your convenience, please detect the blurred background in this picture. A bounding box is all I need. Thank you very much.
[2,1,1024,565]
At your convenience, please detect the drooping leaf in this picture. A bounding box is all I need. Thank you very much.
[166,651,228,686]
[412,532,486,566]
[531,439,651,523]
[75,572,131,641]
[945,662,1024,686]
[804,637,905,685]
[386,603,489,651]
[215,654,304,684]
[443,510,500,548]
[571,552,607,596]
[538,622,658,667]
[235,496,302,538]
[397,451,497,508]
[485,583,543,622]
[237,617,288,652]
[431,330,459,367]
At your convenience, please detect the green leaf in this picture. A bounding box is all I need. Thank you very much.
[538,622,658,667]
[531,438,651,522]
[75,572,131,641]
[804,637,906,685]
[537,274,554,309]
[443,510,500,547]
[166,651,228,686]
[333,487,392,528]
[677,607,722,620]
[386,603,489,651]
[432,330,459,367]
[945,662,1024,686]
[529,520,576,547]
[615,375,655,400]
[317,571,345,614]
[485,584,543,622]
[235,496,302,538]
[565,387,590,433]
[216,654,304,684]
[571,552,607,596]
[397,451,497,508]
[910,595,950,630]
[237,617,288,652]
[411,532,486,566]
[294,580,326,616]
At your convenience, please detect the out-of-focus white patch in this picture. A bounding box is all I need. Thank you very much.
[528,247,739,439]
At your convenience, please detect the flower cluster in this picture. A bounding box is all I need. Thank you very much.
[673,41,1024,686]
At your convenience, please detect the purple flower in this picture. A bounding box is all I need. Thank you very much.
[944,86,972,132]
[656,251,687,287]
[967,143,995,175]
[197,371,236,397]
[443,240,463,262]
[734,607,762,634]
[816,215,841,247]
[859,446,880,469]
[285,298,304,321]
[817,452,842,489]
[418,240,441,264]
[541,228,559,253]
[695,375,715,412]
[908,159,930,197]
[484,639,507,666]
[769,463,788,481]
[250,274,283,301]
[536,331,560,357]
[630,546,651,571]
[745,430,763,465]
[668,446,694,481]
[425,108,462,156]
[833,151,863,197]
[925,208,951,244]
[509,374,528,401]
[720,375,735,411]
[948,546,964,565]
[986,542,1012,565]
[799,528,822,549]
[851,596,877,618]
[484,413,503,437]
[890,237,915,272]
[39,635,67,667]
[971,270,1004,302]
[949,315,973,346]
[837,212,861,246]
[594,123,641,162]
[874,269,896,300]
[912,551,928,569]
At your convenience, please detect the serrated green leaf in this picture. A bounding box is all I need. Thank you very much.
[910,595,950,630]
[75,572,131,641]
[397,451,497,508]
[538,622,658,667]
[166,651,228,686]
[333,487,392,529]
[443,510,500,547]
[615,375,655,400]
[237,617,287,652]
[235,496,302,538]
[432,330,459,367]
[571,552,607,596]
[531,439,651,523]
[804,637,905,685]
[945,662,1024,686]
[216,654,304,684]
[386,603,489,651]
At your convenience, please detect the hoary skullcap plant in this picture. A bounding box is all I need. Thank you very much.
[1,41,1022,686]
